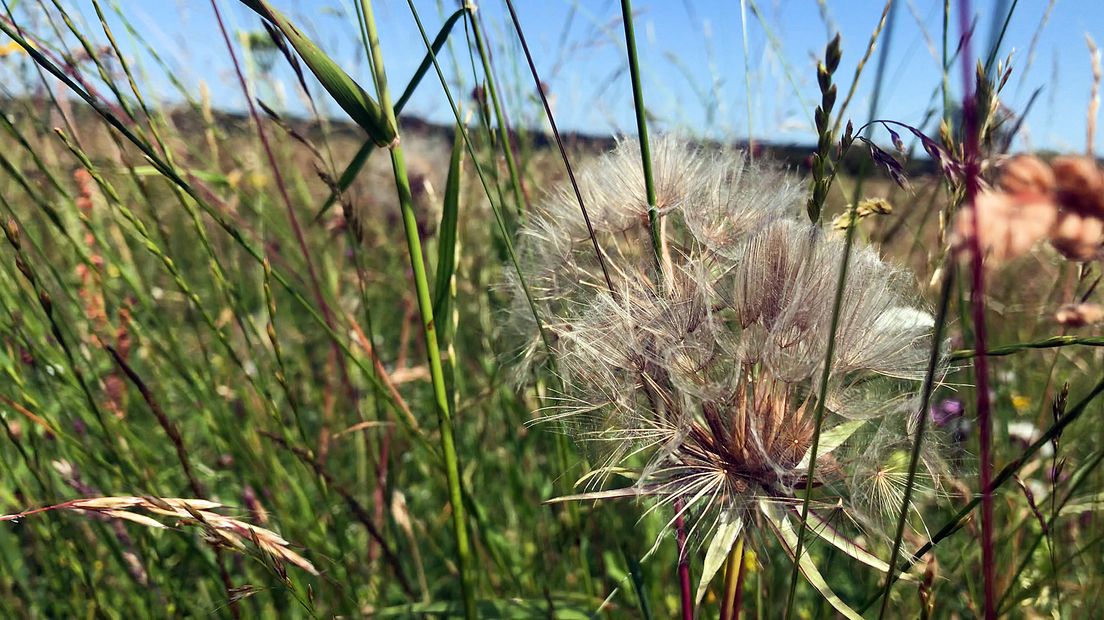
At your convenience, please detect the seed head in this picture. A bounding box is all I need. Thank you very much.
[508,138,947,545]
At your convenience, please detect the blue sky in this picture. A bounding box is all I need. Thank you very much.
[41,1,1104,152]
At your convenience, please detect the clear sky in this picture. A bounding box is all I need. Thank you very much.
[34,1,1104,153]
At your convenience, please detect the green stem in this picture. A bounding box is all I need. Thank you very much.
[720,534,746,620]
[878,261,955,618]
[784,188,860,618]
[950,335,1104,360]
[359,2,476,618]
[466,6,528,216]
[619,0,662,278]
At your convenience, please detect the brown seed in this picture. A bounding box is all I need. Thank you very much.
[998,154,1055,196]
[1052,156,1104,217]
[1055,303,1104,327]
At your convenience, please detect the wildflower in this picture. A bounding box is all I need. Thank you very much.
[1055,302,1104,327]
[1050,156,1104,261]
[0,41,25,58]
[1007,421,1051,454]
[1011,393,1031,413]
[955,190,1057,262]
[953,154,1104,264]
[997,154,1054,196]
[929,399,964,426]
[509,138,945,613]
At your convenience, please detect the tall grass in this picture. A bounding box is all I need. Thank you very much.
[0,2,1102,618]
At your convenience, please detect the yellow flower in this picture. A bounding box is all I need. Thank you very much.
[0,41,27,57]
[1011,393,1031,413]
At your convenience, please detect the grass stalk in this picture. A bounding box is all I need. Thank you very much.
[357,2,476,617]
[209,0,356,439]
[618,0,662,276]
[465,5,528,216]
[949,335,1104,359]
[864,369,1104,610]
[617,3,690,617]
[954,2,996,616]
[877,261,955,618]
[784,173,861,619]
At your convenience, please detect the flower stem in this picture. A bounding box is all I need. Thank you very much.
[618,4,687,616]
[675,499,693,620]
[619,0,663,278]
[721,534,746,620]
[878,261,955,618]
[955,2,996,616]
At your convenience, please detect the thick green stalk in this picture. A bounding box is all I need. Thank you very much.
[619,4,694,619]
[359,2,476,617]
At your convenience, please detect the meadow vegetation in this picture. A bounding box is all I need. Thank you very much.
[0,1,1102,618]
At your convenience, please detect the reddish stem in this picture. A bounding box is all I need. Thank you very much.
[956,2,996,618]
[208,1,355,435]
[675,500,693,620]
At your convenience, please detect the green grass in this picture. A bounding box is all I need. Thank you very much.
[0,2,1102,618]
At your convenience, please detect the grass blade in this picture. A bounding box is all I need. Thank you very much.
[239,0,397,147]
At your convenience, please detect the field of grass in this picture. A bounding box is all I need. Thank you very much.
[0,1,1102,618]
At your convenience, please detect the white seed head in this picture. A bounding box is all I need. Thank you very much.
[507,137,946,541]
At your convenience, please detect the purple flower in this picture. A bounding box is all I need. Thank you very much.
[930,398,964,426]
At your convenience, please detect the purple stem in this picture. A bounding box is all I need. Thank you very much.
[956,2,996,618]
[675,499,693,620]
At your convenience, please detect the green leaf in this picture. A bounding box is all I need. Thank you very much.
[1060,492,1104,515]
[695,516,743,606]
[239,0,397,147]
[433,123,463,324]
[760,500,863,620]
[313,6,469,222]
[394,7,470,112]
[314,139,373,222]
[623,546,654,620]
